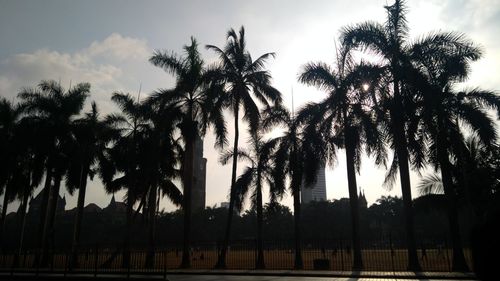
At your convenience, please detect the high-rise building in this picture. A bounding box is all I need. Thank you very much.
[301,165,327,204]
[192,134,207,211]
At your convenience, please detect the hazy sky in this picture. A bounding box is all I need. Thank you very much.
[1,0,499,213]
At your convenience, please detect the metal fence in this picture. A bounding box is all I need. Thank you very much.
[0,239,473,273]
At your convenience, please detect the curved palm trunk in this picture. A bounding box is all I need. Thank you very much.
[35,167,52,266]
[180,133,195,268]
[41,171,62,266]
[437,133,469,271]
[146,186,157,268]
[71,165,88,269]
[14,192,29,267]
[216,108,239,269]
[122,190,133,268]
[344,135,363,270]
[292,184,303,269]
[255,179,265,269]
[392,80,421,271]
[0,189,9,251]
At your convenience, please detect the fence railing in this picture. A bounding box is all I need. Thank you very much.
[0,239,473,273]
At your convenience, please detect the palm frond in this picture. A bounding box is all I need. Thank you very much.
[218,148,253,166]
[298,62,337,91]
[340,21,389,57]
[417,173,444,196]
[233,166,254,213]
[159,178,183,206]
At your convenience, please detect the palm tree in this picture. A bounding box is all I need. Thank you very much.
[459,136,500,217]
[339,0,479,270]
[262,105,323,269]
[298,54,386,270]
[219,132,278,269]
[9,115,46,265]
[206,26,282,268]
[0,98,22,249]
[65,102,113,267]
[149,37,226,268]
[140,101,183,268]
[410,36,500,270]
[101,92,148,268]
[102,91,184,268]
[18,80,89,265]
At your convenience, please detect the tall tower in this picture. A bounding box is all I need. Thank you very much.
[192,134,207,211]
[301,165,327,204]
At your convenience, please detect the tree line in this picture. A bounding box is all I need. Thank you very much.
[0,0,499,272]
[2,195,477,251]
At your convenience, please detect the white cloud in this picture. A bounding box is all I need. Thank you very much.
[85,33,150,61]
[0,33,167,211]
[0,33,172,116]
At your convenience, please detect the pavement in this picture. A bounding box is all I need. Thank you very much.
[0,270,477,281]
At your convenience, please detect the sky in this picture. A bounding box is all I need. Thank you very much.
[1,0,499,213]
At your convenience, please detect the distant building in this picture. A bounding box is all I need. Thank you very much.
[301,165,327,204]
[192,135,207,211]
[27,191,127,221]
[29,190,66,214]
[220,202,229,209]
[102,194,127,214]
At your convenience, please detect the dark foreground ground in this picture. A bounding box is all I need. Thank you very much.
[0,271,477,281]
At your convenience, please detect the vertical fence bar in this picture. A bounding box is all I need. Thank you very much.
[35,248,40,277]
[340,239,344,271]
[94,244,98,277]
[163,250,167,279]
[444,239,451,272]
[254,239,257,269]
[390,234,395,272]
[64,251,68,277]
[50,250,54,273]
[10,252,14,277]
[127,249,131,278]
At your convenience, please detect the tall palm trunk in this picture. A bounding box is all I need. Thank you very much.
[35,167,52,266]
[344,131,363,270]
[41,171,62,266]
[292,182,303,269]
[216,107,239,269]
[0,188,9,250]
[71,165,88,268]
[122,190,133,268]
[180,127,195,268]
[392,80,420,271]
[255,179,265,269]
[14,192,29,267]
[146,186,157,268]
[437,130,469,271]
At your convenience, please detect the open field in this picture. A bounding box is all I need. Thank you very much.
[0,248,472,272]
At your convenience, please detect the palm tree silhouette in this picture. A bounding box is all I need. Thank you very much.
[18,80,89,266]
[65,102,113,267]
[219,132,278,269]
[262,105,323,269]
[9,112,46,264]
[206,26,282,268]
[340,0,422,270]
[298,51,387,270]
[459,136,500,217]
[149,37,225,268]
[0,99,23,250]
[339,0,485,270]
[101,91,148,268]
[140,100,183,268]
[411,35,500,270]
